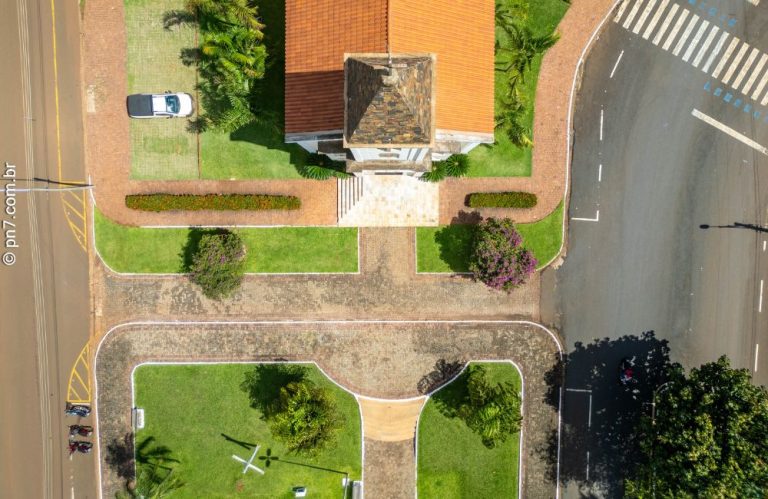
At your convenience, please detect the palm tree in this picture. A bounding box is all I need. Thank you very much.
[185,0,264,32]
[458,366,523,448]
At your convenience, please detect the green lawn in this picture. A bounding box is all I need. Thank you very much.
[417,362,521,498]
[467,0,570,177]
[134,364,362,498]
[124,0,321,180]
[94,209,358,273]
[416,202,563,272]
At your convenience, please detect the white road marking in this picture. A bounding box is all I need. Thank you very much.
[565,388,593,393]
[673,14,700,57]
[643,0,669,40]
[751,66,768,100]
[653,3,679,45]
[662,9,690,51]
[587,394,593,428]
[633,0,659,34]
[610,50,625,78]
[755,344,760,372]
[760,85,768,106]
[598,163,603,182]
[747,0,760,5]
[711,37,740,78]
[760,279,764,313]
[732,47,760,89]
[600,108,604,141]
[682,20,709,62]
[702,31,729,73]
[692,108,768,155]
[741,53,768,95]
[614,0,632,22]
[691,25,718,67]
[762,240,766,251]
[721,42,750,85]
[623,0,646,29]
[573,210,600,222]
[586,451,591,481]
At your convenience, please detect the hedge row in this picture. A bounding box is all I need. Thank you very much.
[466,192,538,209]
[125,193,301,212]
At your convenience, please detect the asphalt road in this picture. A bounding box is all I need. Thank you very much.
[541,0,768,496]
[0,0,93,497]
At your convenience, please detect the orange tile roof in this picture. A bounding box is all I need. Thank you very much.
[285,0,494,136]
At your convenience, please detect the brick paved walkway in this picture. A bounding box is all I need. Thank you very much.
[83,0,614,228]
[440,0,618,225]
[95,321,562,498]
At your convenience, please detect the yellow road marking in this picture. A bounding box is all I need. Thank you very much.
[67,218,87,239]
[66,342,91,404]
[62,199,85,220]
[49,0,88,253]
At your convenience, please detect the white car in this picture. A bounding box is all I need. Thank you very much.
[127,92,194,118]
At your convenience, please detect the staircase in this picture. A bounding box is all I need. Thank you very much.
[337,176,364,221]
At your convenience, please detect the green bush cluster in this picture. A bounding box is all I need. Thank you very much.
[189,230,246,299]
[421,154,470,182]
[466,191,537,208]
[125,193,301,212]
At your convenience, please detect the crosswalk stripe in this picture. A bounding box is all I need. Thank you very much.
[721,43,750,85]
[711,38,740,78]
[643,0,670,40]
[662,9,690,51]
[702,31,729,72]
[732,48,760,89]
[761,87,768,106]
[692,26,719,68]
[614,0,632,23]
[751,66,768,100]
[742,54,768,95]
[652,3,679,45]
[633,0,659,34]
[682,20,710,62]
[623,0,646,29]
[672,14,700,57]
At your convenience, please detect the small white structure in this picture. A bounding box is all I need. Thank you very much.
[132,408,145,430]
[232,445,264,475]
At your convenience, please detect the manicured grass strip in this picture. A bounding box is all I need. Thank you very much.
[467,0,569,178]
[134,364,362,498]
[417,362,521,499]
[94,209,358,273]
[466,192,537,209]
[125,193,301,212]
[415,202,564,272]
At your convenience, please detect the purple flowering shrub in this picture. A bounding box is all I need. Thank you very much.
[469,218,537,291]
[190,231,246,300]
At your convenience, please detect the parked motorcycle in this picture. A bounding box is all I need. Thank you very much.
[68,441,93,455]
[65,403,90,418]
[69,425,93,438]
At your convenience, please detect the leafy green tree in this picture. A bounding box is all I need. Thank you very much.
[269,379,343,455]
[626,356,768,498]
[469,217,537,291]
[456,365,523,448]
[189,230,246,300]
[173,0,267,132]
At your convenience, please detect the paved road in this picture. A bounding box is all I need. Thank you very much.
[542,0,768,496]
[0,0,92,497]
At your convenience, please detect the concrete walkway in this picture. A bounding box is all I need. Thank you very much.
[95,321,562,498]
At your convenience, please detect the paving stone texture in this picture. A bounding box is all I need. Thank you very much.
[96,321,561,498]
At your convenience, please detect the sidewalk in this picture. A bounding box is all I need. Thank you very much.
[83,0,616,228]
[440,0,619,225]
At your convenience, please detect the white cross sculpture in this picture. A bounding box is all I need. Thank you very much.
[232,445,265,475]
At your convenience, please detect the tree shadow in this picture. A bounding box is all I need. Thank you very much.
[541,331,674,496]
[106,434,180,482]
[417,359,465,395]
[429,211,483,273]
[178,228,229,272]
[429,368,472,419]
[240,364,308,419]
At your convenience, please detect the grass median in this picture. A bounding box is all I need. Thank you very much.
[417,362,521,498]
[416,202,563,273]
[133,363,362,498]
[94,209,358,273]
